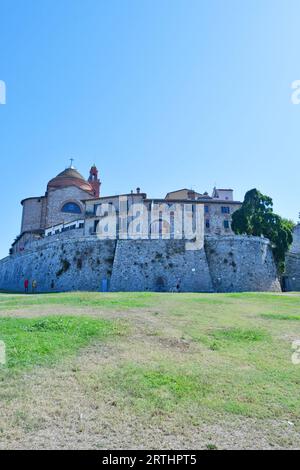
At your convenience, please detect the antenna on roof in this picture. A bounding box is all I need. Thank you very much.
[69,158,75,169]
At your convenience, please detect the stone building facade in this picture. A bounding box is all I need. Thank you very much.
[83,192,241,240]
[11,164,242,254]
[0,163,282,293]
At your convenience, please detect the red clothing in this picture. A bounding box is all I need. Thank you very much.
[24,280,29,289]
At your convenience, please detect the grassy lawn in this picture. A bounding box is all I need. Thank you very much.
[0,316,118,370]
[0,291,299,449]
[0,292,154,311]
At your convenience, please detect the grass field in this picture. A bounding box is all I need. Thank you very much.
[0,291,300,449]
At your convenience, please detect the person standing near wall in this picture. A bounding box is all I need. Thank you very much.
[32,279,37,294]
[24,279,29,294]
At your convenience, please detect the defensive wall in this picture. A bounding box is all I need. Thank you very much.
[0,235,281,293]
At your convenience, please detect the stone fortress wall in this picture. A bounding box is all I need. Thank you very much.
[0,164,285,294]
[284,224,300,291]
[0,234,281,293]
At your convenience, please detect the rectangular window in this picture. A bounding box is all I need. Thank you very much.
[205,219,210,228]
[221,206,230,214]
[94,220,99,233]
[224,220,230,229]
[204,205,209,213]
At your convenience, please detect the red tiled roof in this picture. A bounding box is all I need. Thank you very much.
[47,168,94,194]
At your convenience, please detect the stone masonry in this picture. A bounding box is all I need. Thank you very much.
[284,224,300,291]
[0,164,283,293]
[110,239,213,292]
[0,234,280,293]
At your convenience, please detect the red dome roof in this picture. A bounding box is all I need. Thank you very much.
[47,168,94,194]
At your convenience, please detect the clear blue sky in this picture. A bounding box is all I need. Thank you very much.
[0,0,299,258]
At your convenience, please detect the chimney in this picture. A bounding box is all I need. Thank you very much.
[187,190,195,200]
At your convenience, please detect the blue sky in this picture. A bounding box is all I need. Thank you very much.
[0,0,299,258]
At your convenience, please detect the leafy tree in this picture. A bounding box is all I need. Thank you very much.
[232,189,295,272]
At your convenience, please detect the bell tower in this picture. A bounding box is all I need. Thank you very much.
[88,164,101,197]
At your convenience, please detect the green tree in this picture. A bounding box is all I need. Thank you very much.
[232,189,294,272]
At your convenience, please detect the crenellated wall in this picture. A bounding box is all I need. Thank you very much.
[0,235,281,293]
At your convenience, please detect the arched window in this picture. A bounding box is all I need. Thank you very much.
[150,219,171,237]
[61,202,82,214]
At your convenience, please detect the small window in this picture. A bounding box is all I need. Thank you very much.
[224,220,230,229]
[61,202,82,214]
[221,206,230,214]
[94,220,99,233]
[205,220,210,228]
[204,205,209,213]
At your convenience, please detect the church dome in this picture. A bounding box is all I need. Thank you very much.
[47,167,94,194]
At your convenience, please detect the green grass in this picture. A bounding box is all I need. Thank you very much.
[261,313,300,321]
[97,292,300,420]
[103,364,210,413]
[0,315,118,370]
[1,291,300,423]
[0,291,154,311]
[210,327,269,343]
